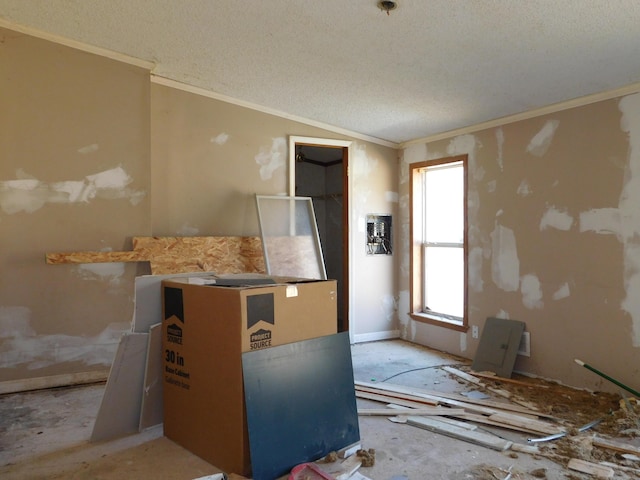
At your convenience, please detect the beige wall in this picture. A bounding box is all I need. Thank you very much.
[0,24,398,387]
[399,94,640,393]
[0,28,151,382]
[151,84,400,342]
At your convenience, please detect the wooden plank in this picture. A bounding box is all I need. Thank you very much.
[488,412,563,435]
[46,236,265,275]
[355,384,439,406]
[469,371,549,388]
[444,366,523,403]
[443,366,483,385]
[46,250,144,264]
[354,380,551,418]
[406,416,512,451]
[355,390,432,409]
[356,383,501,416]
[567,458,614,478]
[358,407,465,416]
[593,436,640,456]
[453,412,556,436]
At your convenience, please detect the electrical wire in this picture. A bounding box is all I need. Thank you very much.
[379,363,465,383]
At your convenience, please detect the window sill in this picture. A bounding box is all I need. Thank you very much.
[409,312,469,333]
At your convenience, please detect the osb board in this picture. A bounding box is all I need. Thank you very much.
[46,236,265,275]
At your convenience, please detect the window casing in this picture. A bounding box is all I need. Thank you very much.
[409,155,468,331]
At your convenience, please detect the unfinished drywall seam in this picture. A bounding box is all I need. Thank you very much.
[527,119,560,157]
[0,166,145,214]
[490,224,520,292]
[540,206,574,231]
[619,93,640,347]
[255,137,287,181]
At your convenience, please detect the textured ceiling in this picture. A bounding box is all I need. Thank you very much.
[1,0,640,145]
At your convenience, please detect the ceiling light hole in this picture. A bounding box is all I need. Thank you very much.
[378,1,398,15]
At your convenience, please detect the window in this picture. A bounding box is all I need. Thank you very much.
[409,155,468,331]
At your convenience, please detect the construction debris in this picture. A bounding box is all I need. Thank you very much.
[567,458,614,478]
[356,449,375,467]
[354,363,640,479]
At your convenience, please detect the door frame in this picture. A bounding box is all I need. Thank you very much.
[288,136,353,339]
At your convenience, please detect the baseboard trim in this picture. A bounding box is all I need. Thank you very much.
[0,371,108,395]
[353,330,401,344]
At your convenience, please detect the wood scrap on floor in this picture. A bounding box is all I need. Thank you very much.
[469,370,550,388]
[592,436,640,456]
[405,416,513,451]
[567,458,614,478]
[357,407,465,416]
[443,366,540,411]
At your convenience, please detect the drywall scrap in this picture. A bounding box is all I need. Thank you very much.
[90,332,148,442]
[46,236,265,275]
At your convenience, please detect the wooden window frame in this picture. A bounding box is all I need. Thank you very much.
[409,154,469,332]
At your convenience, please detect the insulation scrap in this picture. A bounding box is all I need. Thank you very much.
[356,449,375,467]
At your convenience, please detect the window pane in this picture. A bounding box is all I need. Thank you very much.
[424,164,463,243]
[423,246,463,318]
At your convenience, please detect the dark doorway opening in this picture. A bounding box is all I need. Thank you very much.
[294,143,349,333]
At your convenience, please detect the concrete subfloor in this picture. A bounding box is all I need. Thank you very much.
[0,339,605,479]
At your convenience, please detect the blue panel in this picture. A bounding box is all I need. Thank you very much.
[242,332,360,480]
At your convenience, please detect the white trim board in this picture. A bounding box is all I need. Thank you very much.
[353,330,400,344]
[402,81,640,147]
[0,19,155,70]
[0,370,108,395]
[151,75,398,149]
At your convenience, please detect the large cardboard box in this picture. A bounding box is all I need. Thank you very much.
[161,275,338,476]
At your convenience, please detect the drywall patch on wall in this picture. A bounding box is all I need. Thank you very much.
[517,179,533,197]
[447,134,478,158]
[540,206,574,231]
[527,120,559,157]
[352,144,378,178]
[211,133,229,145]
[469,246,484,292]
[177,223,199,236]
[78,144,99,154]
[521,274,544,309]
[77,262,126,286]
[460,331,467,353]
[0,166,145,214]
[490,224,520,292]
[553,282,571,300]
[495,309,510,319]
[619,93,640,346]
[579,208,621,235]
[0,307,126,370]
[496,127,505,171]
[448,134,481,247]
[255,137,286,180]
[399,194,410,279]
[397,290,415,340]
[385,191,398,203]
[381,294,397,323]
